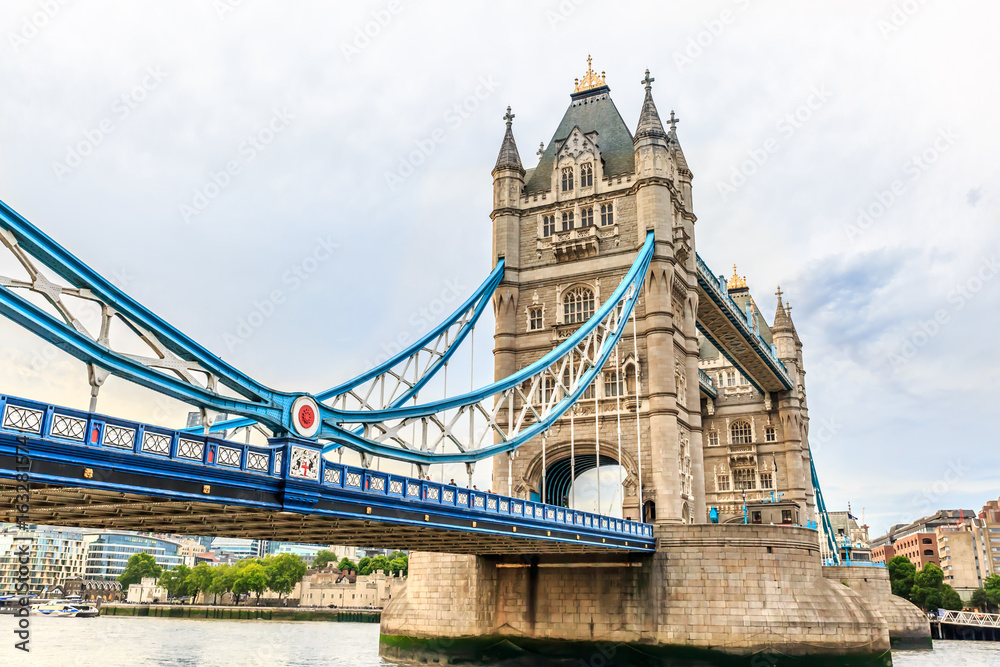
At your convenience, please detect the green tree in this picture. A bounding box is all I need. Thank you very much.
[910,563,963,612]
[389,555,408,577]
[208,564,237,605]
[313,550,338,569]
[940,584,963,611]
[337,557,358,573]
[266,553,307,600]
[118,552,162,588]
[357,556,373,575]
[232,562,269,605]
[369,555,390,575]
[388,550,407,561]
[969,574,1000,612]
[887,555,916,600]
[158,564,192,598]
[188,563,215,603]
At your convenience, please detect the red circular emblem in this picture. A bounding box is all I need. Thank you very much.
[298,404,315,429]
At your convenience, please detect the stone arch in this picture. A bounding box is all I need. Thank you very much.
[522,438,638,506]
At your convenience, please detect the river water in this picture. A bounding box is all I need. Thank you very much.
[2,616,998,666]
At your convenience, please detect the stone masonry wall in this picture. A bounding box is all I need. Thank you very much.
[822,564,930,642]
[382,524,896,658]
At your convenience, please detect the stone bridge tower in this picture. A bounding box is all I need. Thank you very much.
[490,59,704,524]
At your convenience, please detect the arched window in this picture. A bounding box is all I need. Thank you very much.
[563,287,595,324]
[730,419,752,444]
[580,162,593,187]
[561,167,574,191]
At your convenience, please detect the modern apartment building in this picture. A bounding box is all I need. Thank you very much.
[0,524,87,595]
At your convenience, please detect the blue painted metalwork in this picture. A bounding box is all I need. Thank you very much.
[694,252,793,392]
[315,232,656,463]
[698,369,717,398]
[809,449,840,565]
[0,199,298,432]
[0,393,655,550]
[199,259,506,436]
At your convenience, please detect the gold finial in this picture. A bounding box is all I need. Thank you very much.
[728,263,747,290]
[574,54,607,93]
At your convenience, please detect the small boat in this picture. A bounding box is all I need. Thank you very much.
[31,602,100,618]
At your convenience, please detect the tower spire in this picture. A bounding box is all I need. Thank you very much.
[493,106,524,175]
[635,69,666,140]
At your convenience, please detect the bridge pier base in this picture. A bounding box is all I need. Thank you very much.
[381,524,914,665]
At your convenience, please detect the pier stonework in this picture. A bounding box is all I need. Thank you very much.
[381,525,910,665]
[381,60,928,664]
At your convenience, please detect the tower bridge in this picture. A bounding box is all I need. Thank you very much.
[0,57,929,664]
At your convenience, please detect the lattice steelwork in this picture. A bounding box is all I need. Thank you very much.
[104,425,134,449]
[51,414,86,441]
[217,446,241,467]
[177,439,203,461]
[2,405,42,433]
[140,432,170,455]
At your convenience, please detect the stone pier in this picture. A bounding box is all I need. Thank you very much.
[381,524,927,665]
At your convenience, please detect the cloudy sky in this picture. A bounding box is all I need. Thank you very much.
[1,1,998,535]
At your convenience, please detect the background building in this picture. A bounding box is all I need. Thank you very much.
[871,509,975,568]
[828,510,872,563]
[82,531,184,580]
[0,525,86,595]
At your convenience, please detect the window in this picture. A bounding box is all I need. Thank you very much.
[751,511,762,525]
[781,510,793,524]
[561,211,575,231]
[580,206,594,227]
[561,167,574,191]
[580,162,593,187]
[529,308,542,331]
[717,474,730,491]
[708,431,719,446]
[726,371,736,387]
[765,427,776,442]
[604,370,623,397]
[923,550,934,556]
[760,472,773,489]
[730,420,752,444]
[733,468,756,490]
[563,287,595,324]
[922,538,933,545]
[601,202,614,226]
[539,376,555,404]
[563,368,594,400]
[542,215,556,237]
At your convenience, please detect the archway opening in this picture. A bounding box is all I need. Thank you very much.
[542,454,626,517]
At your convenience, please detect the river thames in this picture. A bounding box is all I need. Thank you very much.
[3,616,999,666]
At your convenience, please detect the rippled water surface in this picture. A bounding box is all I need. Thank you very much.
[2,616,998,666]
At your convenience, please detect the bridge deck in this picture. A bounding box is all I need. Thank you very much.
[0,394,654,555]
[695,253,794,393]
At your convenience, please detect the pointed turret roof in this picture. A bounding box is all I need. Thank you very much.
[524,57,635,194]
[772,286,793,333]
[494,106,524,176]
[634,70,666,141]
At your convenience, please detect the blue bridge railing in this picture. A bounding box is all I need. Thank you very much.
[694,253,793,390]
[0,393,655,543]
[697,369,717,397]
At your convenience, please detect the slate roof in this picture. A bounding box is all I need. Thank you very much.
[524,87,635,195]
